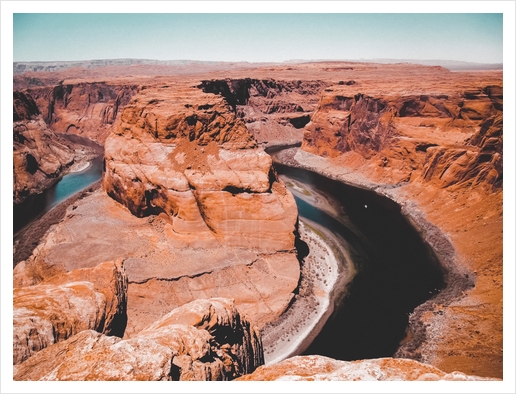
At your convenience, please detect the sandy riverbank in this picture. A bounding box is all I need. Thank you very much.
[261,219,355,364]
[67,160,92,173]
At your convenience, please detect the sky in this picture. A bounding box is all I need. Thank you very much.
[12,12,503,64]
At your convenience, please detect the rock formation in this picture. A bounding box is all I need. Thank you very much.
[14,298,263,381]
[303,93,395,158]
[422,113,503,189]
[102,85,298,250]
[236,355,499,381]
[13,91,99,206]
[13,260,127,365]
[302,74,503,190]
[199,78,328,145]
[295,64,503,378]
[23,82,139,144]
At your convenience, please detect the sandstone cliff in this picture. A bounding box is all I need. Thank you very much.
[12,61,504,380]
[13,260,127,365]
[24,82,139,144]
[13,91,97,206]
[296,64,503,378]
[14,298,263,381]
[199,78,328,146]
[302,78,502,191]
[103,85,298,250]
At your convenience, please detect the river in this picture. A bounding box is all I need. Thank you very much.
[13,144,445,361]
[274,162,445,361]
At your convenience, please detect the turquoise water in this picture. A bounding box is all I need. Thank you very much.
[13,155,104,234]
[44,156,103,211]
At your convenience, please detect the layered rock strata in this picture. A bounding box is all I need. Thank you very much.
[302,80,502,190]
[12,61,503,380]
[23,82,139,144]
[13,91,97,205]
[12,188,301,337]
[298,67,503,378]
[103,86,298,250]
[13,260,127,365]
[199,78,328,146]
[14,298,263,381]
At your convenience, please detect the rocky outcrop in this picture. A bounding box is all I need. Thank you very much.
[14,298,263,381]
[303,92,395,158]
[24,82,139,143]
[296,64,503,378]
[12,61,504,380]
[236,355,499,381]
[302,80,503,190]
[103,86,298,250]
[199,78,328,145]
[13,91,79,205]
[422,113,503,190]
[13,260,127,365]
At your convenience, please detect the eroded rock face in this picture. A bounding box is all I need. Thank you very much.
[295,65,503,378]
[303,93,395,158]
[302,80,503,190]
[13,298,263,381]
[13,260,127,365]
[199,79,328,145]
[103,86,298,250]
[13,91,76,205]
[25,83,139,144]
[422,113,503,189]
[236,355,499,381]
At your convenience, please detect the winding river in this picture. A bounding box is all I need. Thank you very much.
[274,162,445,361]
[14,144,445,361]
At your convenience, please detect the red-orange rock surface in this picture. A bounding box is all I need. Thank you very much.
[13,187,300,337]
[13,260,127,365]
[102,85,298,250]
[199,78,328,145]
[22,83,139,144]
[13,91,75,205]
[294,63,503,378]
[13,298,263,381]
[236,355,498,381]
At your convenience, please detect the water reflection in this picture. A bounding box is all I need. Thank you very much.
[275,162,445,361]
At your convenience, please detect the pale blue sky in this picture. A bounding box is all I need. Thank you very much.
[13,13,503,63]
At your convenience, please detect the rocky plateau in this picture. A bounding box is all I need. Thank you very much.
[11,60,504,382]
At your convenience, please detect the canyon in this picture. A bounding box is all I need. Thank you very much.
[11,60,503,381]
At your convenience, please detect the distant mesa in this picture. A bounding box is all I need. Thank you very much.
[13,57,502,75]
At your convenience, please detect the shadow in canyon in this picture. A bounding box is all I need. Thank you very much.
[274,163,446,361]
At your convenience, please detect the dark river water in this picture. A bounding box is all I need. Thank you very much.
[14,143,445,360]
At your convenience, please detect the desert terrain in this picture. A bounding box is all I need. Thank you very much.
[12,59,503,381]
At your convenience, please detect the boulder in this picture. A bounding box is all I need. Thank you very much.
[13,298,263,381]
